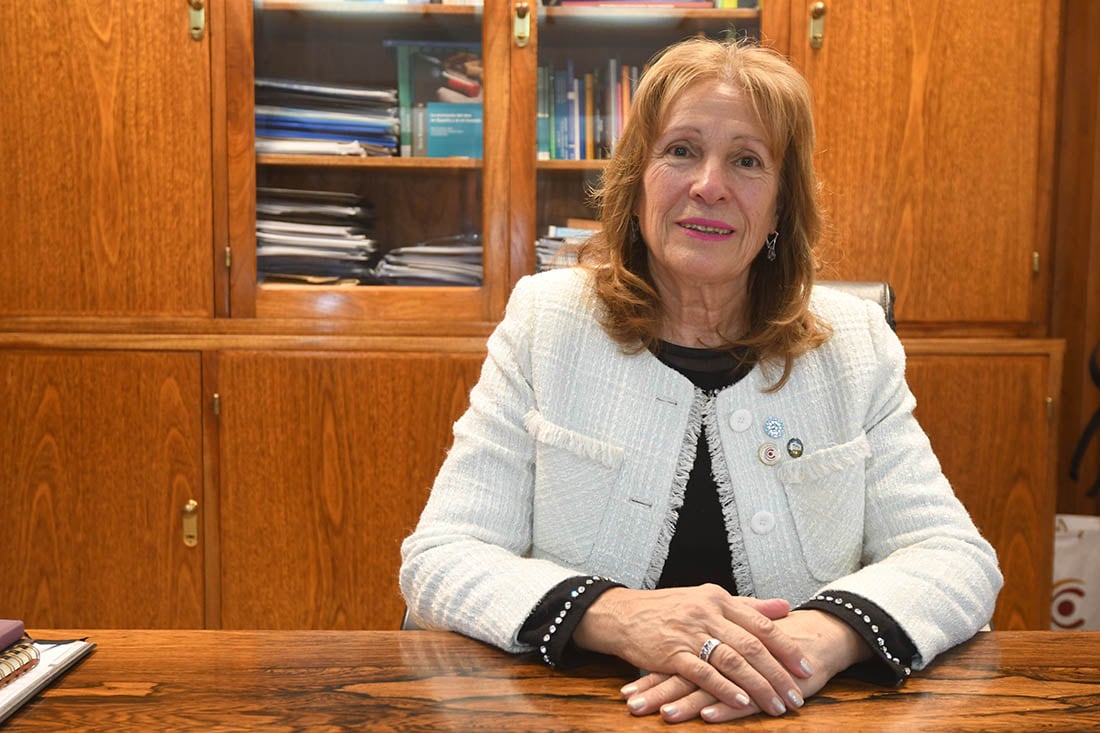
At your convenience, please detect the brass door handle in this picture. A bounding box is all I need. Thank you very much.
[810,1,827,49]
[514,2,531,48]
[182,499,199,547]
[187,0,205,41]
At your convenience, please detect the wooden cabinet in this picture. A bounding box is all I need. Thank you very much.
[0,1,1067,633]
[786,1,1061,335]
[224,2,511,321]
[905,340,1063,630]
[214,349,483,629]
[0,3,214,318]
[0,350,205,628]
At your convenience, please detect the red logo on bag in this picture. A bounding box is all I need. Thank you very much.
[1052,578,1087,629]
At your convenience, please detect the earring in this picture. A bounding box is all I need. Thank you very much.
[765,231,779,261]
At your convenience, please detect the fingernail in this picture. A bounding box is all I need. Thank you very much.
[701,706,719,721]
[620,684,637,697]
[735,693,751,707]
[771,697,787,716]
[800,658,814,676]
[627,697,646,712]
[787,689,804,708]
[661,704,679,718]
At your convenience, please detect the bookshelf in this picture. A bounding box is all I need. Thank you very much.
[230,2,766,322]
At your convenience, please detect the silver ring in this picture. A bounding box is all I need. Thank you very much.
[699,637,722,663]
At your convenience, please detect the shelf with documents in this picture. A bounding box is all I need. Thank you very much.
[228,0,507,321]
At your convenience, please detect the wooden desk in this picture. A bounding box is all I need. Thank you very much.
[8,630,1100,731]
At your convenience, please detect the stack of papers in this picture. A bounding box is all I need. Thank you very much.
[374,233,482,286]
[257,187,378,284]
[255,78,399,156]
[535,236,583,272]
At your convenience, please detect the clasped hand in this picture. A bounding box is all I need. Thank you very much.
[573,585,865,723]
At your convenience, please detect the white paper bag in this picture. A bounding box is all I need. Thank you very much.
[1052,514,1100,630]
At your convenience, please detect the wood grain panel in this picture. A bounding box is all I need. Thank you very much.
[905,348,1058,629]
[790,1,1057,329]
[483,0,512,318]
[0,351,204,627]
[509,0,538,287]
[217,350,483,629]
[0,2,213,317]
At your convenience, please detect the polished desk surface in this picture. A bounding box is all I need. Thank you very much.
[8,629,1100,731]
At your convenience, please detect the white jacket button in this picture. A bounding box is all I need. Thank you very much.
[729,408,752,432]
[750,511,776,534]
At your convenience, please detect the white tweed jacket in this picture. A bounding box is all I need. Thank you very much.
[400,267,1002,671]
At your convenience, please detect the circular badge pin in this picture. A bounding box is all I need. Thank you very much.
[763,416,785,439]
[787,438,804,458]
[758,442,781,466]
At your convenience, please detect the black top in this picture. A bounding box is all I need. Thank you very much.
[519,341,916,685]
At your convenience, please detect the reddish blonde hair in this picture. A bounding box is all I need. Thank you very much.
[577,37,829,390]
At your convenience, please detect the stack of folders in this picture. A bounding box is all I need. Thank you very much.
[254,78,399,157]
[257,187,378,285]
[374,233,483,286]
[0,620,95,724]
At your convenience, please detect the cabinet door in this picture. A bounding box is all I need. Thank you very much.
[905,341,1062,630]
[217,350,482,629]
[789,1,1059,332]
[0,3,213,317]
[227,0,510,321]
[0,350,205,628]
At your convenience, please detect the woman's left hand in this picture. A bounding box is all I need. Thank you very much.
[620,609,871,723]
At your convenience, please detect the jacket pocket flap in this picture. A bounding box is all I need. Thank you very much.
[776,433,870,484]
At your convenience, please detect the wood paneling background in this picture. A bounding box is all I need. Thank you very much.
[906,341,1062,630]
[0,3,213,317]
[216,351,483,629]
[1,350,205,628]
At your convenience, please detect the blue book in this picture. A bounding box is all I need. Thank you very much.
[553,69,569,160]
[536,66,551,160]
[566,58,577,160]
[383,39,482,157]
[425,102,483,158]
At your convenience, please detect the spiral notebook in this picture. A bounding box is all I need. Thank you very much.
[0,626,95,724]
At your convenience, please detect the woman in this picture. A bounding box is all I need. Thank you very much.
[400,37,1001,723]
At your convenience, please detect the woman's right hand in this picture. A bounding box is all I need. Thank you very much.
[571,585,812,716]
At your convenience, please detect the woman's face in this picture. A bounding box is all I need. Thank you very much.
[636,79,780,298]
